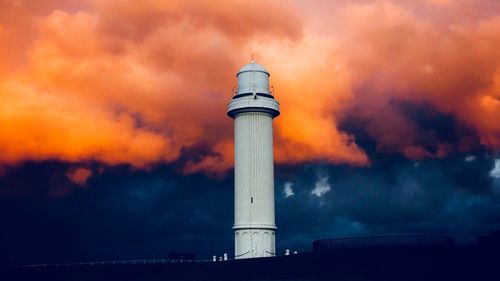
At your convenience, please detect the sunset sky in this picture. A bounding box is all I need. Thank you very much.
[1,0,500,265]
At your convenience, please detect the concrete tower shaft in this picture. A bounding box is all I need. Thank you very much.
[228,60,280,259]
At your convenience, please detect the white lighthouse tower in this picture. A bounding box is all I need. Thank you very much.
[228,59,280,259]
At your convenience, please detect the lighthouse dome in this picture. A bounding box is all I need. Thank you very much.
[235,60,270,96]
[237,60,269,76]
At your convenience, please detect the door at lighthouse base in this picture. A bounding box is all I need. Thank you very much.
[252,231,261,257]
[252,244,260,258]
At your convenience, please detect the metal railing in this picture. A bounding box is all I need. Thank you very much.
[232,85,274,96]
[17,249,293,268]
[17,258,212,268]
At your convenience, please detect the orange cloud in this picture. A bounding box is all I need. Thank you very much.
[66,167,93,186]
[333,1,500,157]
[1,0,500,177]
[0,0,303,172]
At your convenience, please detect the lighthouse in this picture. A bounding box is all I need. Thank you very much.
[227,59,280,259]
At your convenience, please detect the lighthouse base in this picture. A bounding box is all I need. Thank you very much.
[234,227,276,259]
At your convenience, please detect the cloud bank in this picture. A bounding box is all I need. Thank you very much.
[1,0,500,177]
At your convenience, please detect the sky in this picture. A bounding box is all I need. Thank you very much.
[1,0,500,265]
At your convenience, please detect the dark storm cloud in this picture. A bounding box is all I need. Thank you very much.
[274,155,500,251]
[339,99,484,159]
[2,154,500,266]
[0,162,234,265]
[0,161,79,197]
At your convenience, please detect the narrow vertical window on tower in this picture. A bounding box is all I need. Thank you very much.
[228,59,280,259]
